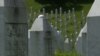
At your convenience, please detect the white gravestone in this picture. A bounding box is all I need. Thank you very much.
[0,0,28,56]
[76,0,100,56]
[87,0,100,56]
[28,15,65,56]
[76,23,87,56]
[29,15,54,56]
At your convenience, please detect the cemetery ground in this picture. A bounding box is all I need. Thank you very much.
[26,0,94,56]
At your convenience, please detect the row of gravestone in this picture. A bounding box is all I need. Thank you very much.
[76,0,100,56]
[0,0,75,56]
[1,0,100,56]
[0,0,72,56]
[28,8,86,48]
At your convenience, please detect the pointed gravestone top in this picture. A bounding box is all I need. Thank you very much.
[88,0,100,17]
[30,15,51,31]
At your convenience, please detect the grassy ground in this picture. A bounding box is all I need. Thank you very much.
[26,0,94,56]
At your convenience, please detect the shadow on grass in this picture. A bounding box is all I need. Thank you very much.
[34,0,94,13]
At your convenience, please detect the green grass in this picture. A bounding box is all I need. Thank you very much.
[55,49,80,56]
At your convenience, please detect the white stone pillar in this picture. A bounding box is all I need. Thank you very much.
[29,15,54,56]
[86,0,100,56]
[76,0,100,56]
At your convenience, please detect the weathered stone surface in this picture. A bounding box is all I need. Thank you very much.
[0,0,28,56]
[5,7,27,23]
[5,24,28,56]
[5,0,25,7]
[0,7,5,56]
[87,17,100,56]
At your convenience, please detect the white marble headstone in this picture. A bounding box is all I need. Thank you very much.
[87,0,100,56]
[29,15,65,56]
[76,0,100,56]
[29,15,54,56]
